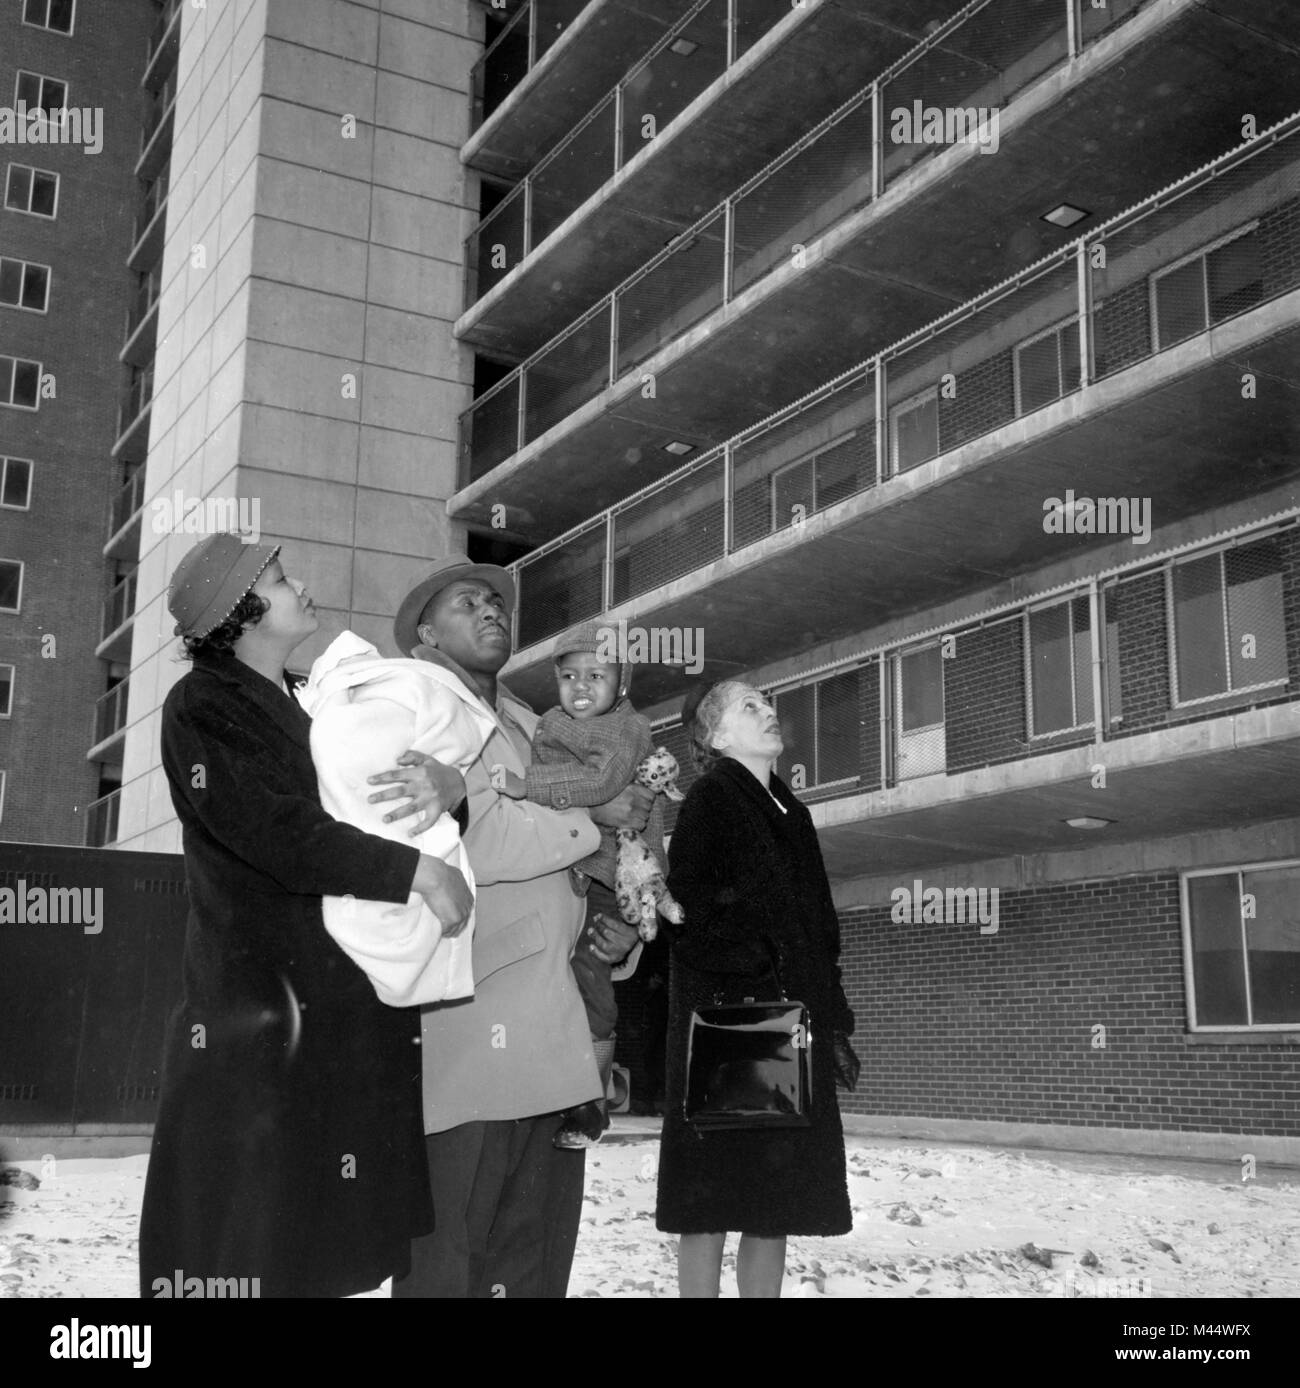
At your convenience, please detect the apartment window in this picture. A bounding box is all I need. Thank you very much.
[1026,595,1125,736]
[891,387,939,474]
[15,71,69,124]
[895,644,945,780]
[2,457,32,509]
[0,559,22,612]
[1184,861,1300,1029]
[0,257,50,313]
[1169,538,1287,705]
[23,0,75,33]
[0,664,12,717]
[0,355,42,409]
[4,164,59,218]
[1152,225,1263,351]
[1015,318,1081,415]
[770,432,861,531]
[0,770,6,823]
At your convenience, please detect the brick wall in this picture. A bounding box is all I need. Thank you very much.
[0,1,156,844]
[944,619,1028,772]
[836,871,1300,1135]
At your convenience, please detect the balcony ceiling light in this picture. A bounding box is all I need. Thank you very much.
[1042,202,1090,229]
[664,440,694,456]
[670,37,699,56]
[1064,816,1113,829]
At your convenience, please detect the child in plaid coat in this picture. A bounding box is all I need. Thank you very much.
[494,620,669,1146]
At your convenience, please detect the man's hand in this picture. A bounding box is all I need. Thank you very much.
[588,783,653,832]
[368,752,466,837]
[412,854,474,936]
[588,913,639,965]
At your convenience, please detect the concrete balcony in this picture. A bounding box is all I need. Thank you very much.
[104,469,145,562]
[462,0,946,351]
[469,0,700,172]
[85,788,122,848]
[496,116,1300,709]
[142,0,182,94]
[453,0,1300,539]
[87,678,130,767]
[96,572,137,664]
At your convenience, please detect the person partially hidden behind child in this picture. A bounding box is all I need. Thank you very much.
[494,620,673,1147]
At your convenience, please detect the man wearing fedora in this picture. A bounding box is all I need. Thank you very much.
[388,557,650,1299]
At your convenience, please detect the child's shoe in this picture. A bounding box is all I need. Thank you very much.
[553,1099,609,1149]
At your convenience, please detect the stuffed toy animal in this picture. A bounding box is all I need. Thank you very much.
[614,747,685,941]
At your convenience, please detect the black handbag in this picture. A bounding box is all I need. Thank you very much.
[683,943,811,1131]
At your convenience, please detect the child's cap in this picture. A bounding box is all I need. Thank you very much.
[553,619,617,664]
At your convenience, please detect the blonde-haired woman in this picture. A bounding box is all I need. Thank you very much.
[654,680,860,1297]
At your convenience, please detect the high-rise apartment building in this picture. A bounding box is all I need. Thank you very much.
[10,0,1300,1152]
[0,0,161,846]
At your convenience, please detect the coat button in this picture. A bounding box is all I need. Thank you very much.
[569,828,579,837]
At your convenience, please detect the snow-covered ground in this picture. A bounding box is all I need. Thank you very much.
[1,1122,1296,1298]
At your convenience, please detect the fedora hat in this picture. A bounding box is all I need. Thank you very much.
[393,557,516,655]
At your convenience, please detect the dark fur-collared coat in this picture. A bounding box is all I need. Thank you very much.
[137,649,432,1299]
[655,757,854,1236]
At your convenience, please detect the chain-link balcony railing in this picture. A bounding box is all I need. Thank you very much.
[470,0,590,130]
[92,678,131,748]
[141,70,176,151]
[462,0,1153,478]
[506,112,1300,650]
[466,0,798,304]
[648,512,1300,808]
[85,788,122,847]
[118,366,154,443]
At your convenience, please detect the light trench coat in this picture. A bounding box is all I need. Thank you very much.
[410,645,618,1133]
[301,632,498,1008]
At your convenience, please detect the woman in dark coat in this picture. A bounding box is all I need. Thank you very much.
[655,679,860,1297]
[138,534,472,1299]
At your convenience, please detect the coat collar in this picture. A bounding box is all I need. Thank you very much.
[191,649,312,752]
[708,756,795,827]
[411,643,529,721]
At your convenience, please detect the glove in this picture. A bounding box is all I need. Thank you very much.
[832,1032,860,1092]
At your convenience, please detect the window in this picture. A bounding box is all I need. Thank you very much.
[0,355,42,409]
[0,257,50,313]
[891,387,939,474]
[1169,539,1287,705]
[15,71,69,125]
[1,457,32,509]
[1183,861,1300,1029]
[0,664,11,717]
[4,164,59,218]
[0,560,23,612]
[770,432,861,531]
[23,0,75,33]
[1015,318,1081,415]
[1152,226,1263,351]
[0,771,6,823]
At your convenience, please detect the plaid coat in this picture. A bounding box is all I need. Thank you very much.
[524,698,668,892]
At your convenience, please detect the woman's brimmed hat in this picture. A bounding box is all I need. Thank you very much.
[167,533,281,639]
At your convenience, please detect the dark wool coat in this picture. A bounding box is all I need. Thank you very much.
[138,650,433,1299]
[654,757,854,1237]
